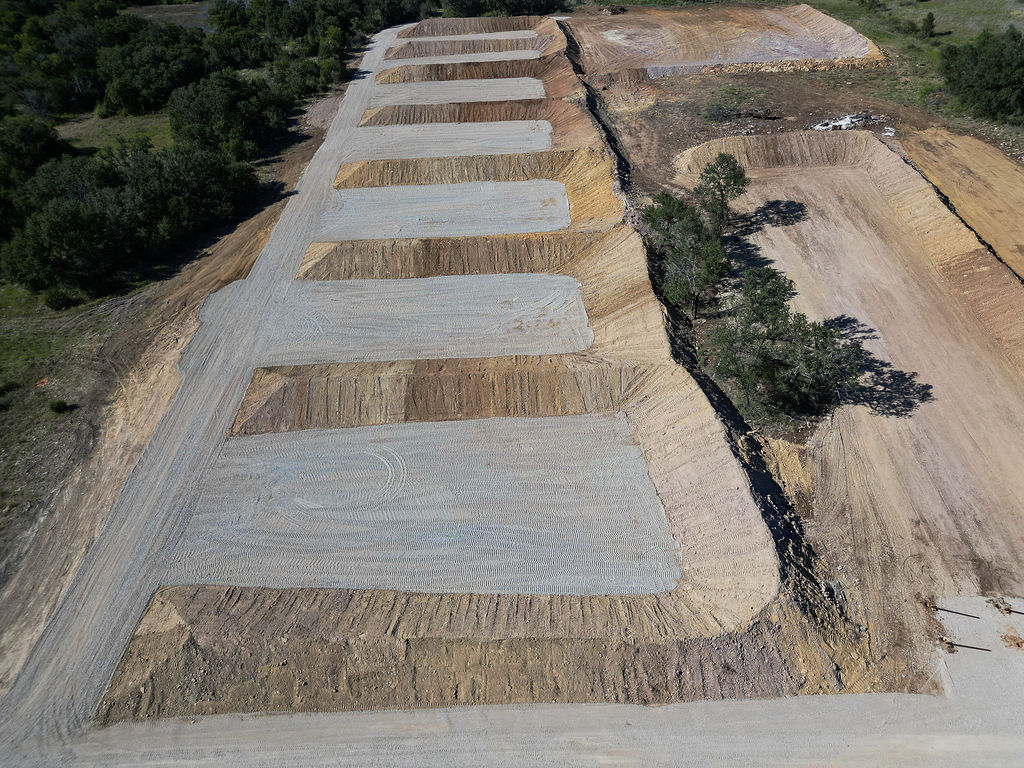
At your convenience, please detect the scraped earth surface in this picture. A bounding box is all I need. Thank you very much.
[674,129,1024,695]
[2,7,1024,765]
[564,4,883,76]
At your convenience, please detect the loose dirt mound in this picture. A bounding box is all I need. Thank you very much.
[905,128,1024,280]
[333,150,623,232]
[97,585,855,722]
[231,357,642,433]
[396,15,544,38]
[359,99,602,150]
[565,4,883,76]
[377,55,582,100]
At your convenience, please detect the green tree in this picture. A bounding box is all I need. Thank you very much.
[96,24,210,115]
[693,152,749,236]
[167,70,289,159]
[710,268,862,419]
[940,26,1024,123]
[921,12,935,39]
[642,192,730,318]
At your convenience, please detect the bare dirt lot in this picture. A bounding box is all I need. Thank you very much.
[674,128,1024,699]
[565,4,882,76]
[905,128,1024,279]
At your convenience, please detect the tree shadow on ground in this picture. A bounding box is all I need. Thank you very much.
[725,199,809,272]
[827,315,935,418]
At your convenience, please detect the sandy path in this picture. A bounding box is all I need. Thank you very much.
[22,597,1024,766]
[165,416,680,594]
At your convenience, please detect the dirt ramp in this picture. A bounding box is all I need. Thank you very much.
[565,4,882,76]
[376,55,581,100]
[677,130,1024,371]
[675,129,883,174]
[359,99,602,150]
[397,15,544,38]
[905,128,1024,280]
[333,150,624,231]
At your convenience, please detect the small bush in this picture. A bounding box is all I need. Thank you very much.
[42,286,87,310]
[48,399,71,414]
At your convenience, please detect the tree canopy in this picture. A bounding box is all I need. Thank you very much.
[940,26,1024,124]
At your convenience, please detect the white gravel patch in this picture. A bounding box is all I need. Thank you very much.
[165,415,681,594]
[370,78,546,106]
[315,180,570,240]
[256,275,593,365]
[344,121,551,160]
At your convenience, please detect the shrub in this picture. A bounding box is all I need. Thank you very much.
[48,399,71,414]
[940,26,1024,123]
[168,70,290,159]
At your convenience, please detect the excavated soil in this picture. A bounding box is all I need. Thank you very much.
[396,15,544,38]
[332,150,623,232]
[376,55,582,100]
[231,356,642,434]
[96,586,867,722]
[96,19,821,721]
[904,128,1024,280]
[565,4,883,76]
[676,130,1024,690]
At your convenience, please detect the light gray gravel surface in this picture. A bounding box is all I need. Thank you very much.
[343,120,551,159]
[166,415,681,594]
[369,77,547,106]
[256,275,592,364]
[315,180,570,240]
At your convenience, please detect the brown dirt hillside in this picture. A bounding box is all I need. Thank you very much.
[904,128,1024,280]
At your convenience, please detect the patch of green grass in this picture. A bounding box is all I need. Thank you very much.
[0,281,117,563]
[56,112,174,151]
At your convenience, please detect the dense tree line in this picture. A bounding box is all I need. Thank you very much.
[940,26,1024,124]
[643,153,863,423]
[0,137,257,305]
[0,0,566,305]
